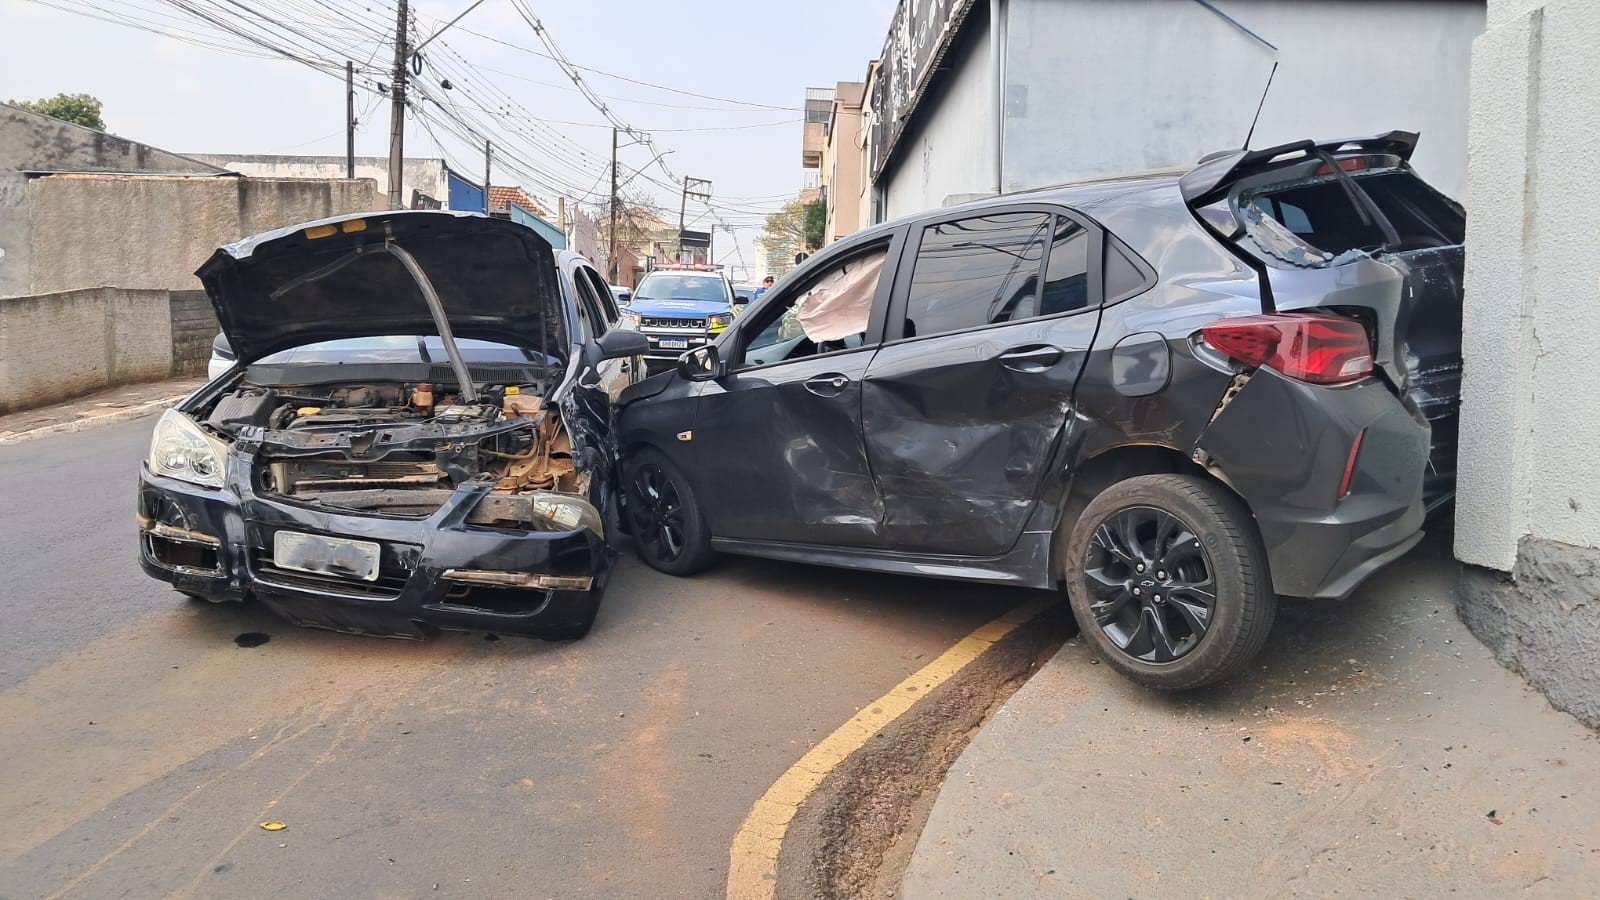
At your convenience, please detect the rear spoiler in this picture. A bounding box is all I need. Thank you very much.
[1179,130,1419,206]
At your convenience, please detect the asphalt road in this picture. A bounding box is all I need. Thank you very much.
[0,416,1036,898]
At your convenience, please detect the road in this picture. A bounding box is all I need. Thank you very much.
[0,416,1047,898]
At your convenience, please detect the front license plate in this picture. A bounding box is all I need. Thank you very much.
[658,338,689,349]
[273,531,381,582]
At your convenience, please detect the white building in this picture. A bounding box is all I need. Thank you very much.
[868,0,1486,219]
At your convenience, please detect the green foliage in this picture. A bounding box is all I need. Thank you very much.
[8,92,106,131]
[803,199,826,250]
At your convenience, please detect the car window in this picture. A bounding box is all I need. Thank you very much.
[579,266,620,324]
[1249,182,1387,255]
[570,270,609,336]
[1040,216,1091,315]
[902,212,1051,339]
[634,273,728,303]
[1355,171,1466,246]
[738,246,889,369]
[1103,241,1148,302]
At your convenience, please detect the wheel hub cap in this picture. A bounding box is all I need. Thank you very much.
[1082,505,1217,664]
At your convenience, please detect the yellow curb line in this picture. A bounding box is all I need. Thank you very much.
[726,597,1054,900]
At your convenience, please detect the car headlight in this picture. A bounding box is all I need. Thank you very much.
[620,308,642,326]
[148,408,230,488]
[707,312,732,331]
[529,491,605,535]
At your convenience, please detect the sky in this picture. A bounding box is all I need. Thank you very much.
[0,0,895,280]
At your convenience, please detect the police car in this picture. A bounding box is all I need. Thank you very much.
[620,264,738,370]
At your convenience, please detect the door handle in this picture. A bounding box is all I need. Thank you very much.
[998,344,1064,373]
[803,373,851,397]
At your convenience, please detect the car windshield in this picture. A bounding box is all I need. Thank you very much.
[249,335,546,366]
[634,274,727,303]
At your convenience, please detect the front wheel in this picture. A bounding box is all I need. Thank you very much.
[1065,474,1275,691]
[622,448,716,576]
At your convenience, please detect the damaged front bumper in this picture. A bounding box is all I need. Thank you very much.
[137,466,612,639]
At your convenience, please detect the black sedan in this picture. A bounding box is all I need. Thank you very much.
[616,131,1463,690]
[138,211,647,640]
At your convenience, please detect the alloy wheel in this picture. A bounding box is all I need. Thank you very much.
[1082,505,1217,664]
[629,464,686,563]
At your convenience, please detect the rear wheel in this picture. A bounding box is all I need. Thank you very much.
[623,448,716,576]
[1065,474,1274,691]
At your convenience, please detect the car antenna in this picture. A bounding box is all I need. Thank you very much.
[1242,60,1279,150]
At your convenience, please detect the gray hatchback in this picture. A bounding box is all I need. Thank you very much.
[616,131,1462,690]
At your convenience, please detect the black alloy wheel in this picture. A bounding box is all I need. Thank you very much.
[1083,506,1216,663]
[623,448,715,576]
[1065,474,1275,691]
[631,462,686,562]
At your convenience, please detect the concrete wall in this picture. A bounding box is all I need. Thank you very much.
[1454,0,1600,729]
[169,290,218,376]
[186,154,440,209]
[0,287,174,414]
[25,173,375,294]
[1,103,225,298]
[875,0,1483,217]
[882,12,997,219]
[824,84,867,243]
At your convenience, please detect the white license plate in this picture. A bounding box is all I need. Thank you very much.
[273,531,381,582]
[658,338,689,349]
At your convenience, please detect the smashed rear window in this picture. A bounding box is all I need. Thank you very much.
[1241,167,1465,267]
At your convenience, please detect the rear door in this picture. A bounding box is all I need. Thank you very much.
[860,207,1104,555]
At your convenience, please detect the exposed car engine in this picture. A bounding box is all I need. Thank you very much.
[199,380,591,523]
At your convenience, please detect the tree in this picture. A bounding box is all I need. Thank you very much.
[761,197,815,257]
[803,198,826,250]
[8,93,105,131]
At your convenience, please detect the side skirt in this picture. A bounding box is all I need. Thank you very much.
[708,531,1056,590]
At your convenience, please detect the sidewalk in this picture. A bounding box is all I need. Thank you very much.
[901,532,1600,898]
[0,377,204,445]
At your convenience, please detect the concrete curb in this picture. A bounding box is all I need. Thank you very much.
[0,394,186,446]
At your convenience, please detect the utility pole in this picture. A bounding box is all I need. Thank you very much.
[386,0,409,209]
[483,139,492,212]
[345,61,356,180]
[677,177,712,262]
[607,127,619,283]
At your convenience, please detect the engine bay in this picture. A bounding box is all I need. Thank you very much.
[200,378,590,520]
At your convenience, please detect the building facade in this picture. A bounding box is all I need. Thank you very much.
[867,0,1486,220]
[821,81,867,244]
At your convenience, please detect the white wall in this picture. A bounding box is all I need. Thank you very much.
[877,0,1484,218]
[187,154,443,208]
[1003,0,1482,199]
[1454,0,1600,570]
[882,14,997,219]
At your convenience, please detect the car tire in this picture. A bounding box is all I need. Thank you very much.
[622,447,716,576]
[1064,474,1274,691]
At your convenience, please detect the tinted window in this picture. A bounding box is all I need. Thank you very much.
[1250,182,1388,255]
[1104,242,1147,302]
[903,212,1050,338]
[1356,171,1466,246]
[571,272,609,335]
[580,266,620,323]
[1041,217,1091,315]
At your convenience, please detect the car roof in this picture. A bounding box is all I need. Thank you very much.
[641,268,725,278]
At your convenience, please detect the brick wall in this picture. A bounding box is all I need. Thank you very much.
[169,290,218,375]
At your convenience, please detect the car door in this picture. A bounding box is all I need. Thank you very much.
[861,207,1105,556]
[688,231,903,546]
[567,259,635,400]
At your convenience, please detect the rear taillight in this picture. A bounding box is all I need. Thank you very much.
[1201,313,1374,385]
[1314,156,1371,176]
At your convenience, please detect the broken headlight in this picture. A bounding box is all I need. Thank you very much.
[530,492,605,536]
[148,408,230,488]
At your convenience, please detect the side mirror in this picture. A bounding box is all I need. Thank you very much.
[596,329,649,362]
[678,344,722,382]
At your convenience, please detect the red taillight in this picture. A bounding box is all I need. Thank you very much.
[1314,156,1371,176]
[1201,313,1374,385]
[1338,428,1366,499]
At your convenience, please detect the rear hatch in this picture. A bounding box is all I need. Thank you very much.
[1181,132,1464,510]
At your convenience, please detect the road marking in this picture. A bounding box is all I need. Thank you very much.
[726,597,1053,900]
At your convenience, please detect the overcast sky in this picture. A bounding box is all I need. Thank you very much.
[1,0,894,279]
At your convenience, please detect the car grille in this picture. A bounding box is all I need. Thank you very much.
[251,548,411,599]
[641,316,706,329]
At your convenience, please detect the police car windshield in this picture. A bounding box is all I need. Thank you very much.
[635,274,726,303]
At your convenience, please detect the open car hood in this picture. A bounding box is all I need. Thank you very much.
[197,210,567,365]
